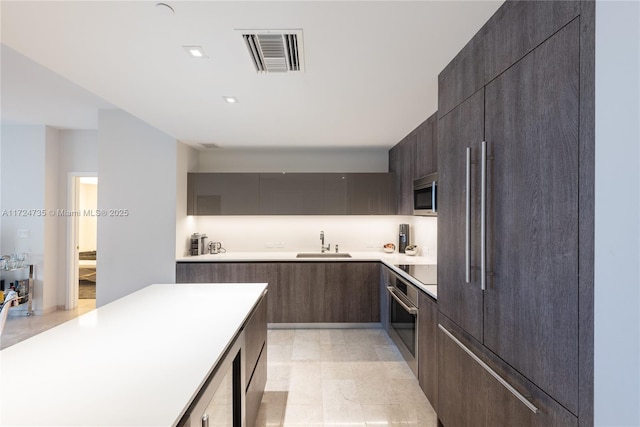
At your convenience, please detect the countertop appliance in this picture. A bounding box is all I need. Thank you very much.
[386,268,419,376]
[398,224,410,254]
[395,264,437,286]
[413,172,438,216]
[189,233,208,256]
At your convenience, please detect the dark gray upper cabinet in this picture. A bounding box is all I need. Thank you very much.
[259,173,325,215]
[438,0,581,118]
[323,174,348,214]
[346,173,394,215]
[187,173,392,215]
[388,133,416,215]
[388,112,438,215]
[415,112,438,178]
[437,1,589,421]
[483,0,580,82]
[438,32,487,118]
[187,173,260,215]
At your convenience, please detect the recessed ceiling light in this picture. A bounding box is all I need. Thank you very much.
[155,3,175,15]
[183,46,208,58]
[223,96,238,104]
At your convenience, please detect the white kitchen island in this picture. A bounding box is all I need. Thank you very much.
[0,282,268,427]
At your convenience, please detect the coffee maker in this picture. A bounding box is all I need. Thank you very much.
[189,233,208,256]
[399,224,410,254]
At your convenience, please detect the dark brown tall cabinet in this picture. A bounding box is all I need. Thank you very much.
[437,1,593,426]
[415,113,438,179]
[388,133,415,215]
[388,112,438,215]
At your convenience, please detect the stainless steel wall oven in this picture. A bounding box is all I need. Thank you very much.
[386,269,419,376]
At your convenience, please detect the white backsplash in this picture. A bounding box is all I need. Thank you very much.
[186,215,437,257]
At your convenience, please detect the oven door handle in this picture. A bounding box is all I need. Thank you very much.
[387,286,418,315]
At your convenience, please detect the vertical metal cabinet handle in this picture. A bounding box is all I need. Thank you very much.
[438,324,539,414]
[465,147,471,283]
[432,180,437,214]
[201,414,209,427]
[480,141,487,291]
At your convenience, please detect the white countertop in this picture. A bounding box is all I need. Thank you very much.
[177,251,437,299]
[0,282,268,427]
[177,250,435,264]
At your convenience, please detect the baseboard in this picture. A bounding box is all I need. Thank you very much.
[268,322,383,329]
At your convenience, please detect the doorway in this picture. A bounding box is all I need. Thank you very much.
[66,174,97,310]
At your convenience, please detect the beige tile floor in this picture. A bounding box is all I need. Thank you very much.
[255,328,438,427]
[1,305,438,426]
[0,299,95,350]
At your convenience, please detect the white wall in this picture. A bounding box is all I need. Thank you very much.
[176,142,199,258]
[192,215,436,257]
[43,126,59,311]
[594,1,640,425]
[97,109,177,306]
[56,129,98,307]
[0,125,57,314]
[197,147,389,172]
[183,146,437,258]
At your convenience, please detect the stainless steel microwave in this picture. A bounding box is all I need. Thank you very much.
[413,173,438,216]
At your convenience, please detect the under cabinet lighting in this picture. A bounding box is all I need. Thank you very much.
[183,46,208,58]
[223,96,238,104]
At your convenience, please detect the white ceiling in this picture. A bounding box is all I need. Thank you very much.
[0,1,503,149]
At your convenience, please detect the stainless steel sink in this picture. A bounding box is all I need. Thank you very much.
[296,253,352,258]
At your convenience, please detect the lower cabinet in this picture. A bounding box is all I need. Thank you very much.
[379,266,391,330]
[437,317,577,427]
[418,291,438,412]
[176,262,279,323]
[178,293,267,427]
[176,261,380,324]
[244,294,267,427]
[276,262,380,323]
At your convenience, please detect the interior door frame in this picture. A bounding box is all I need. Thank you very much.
[66,172,97,309]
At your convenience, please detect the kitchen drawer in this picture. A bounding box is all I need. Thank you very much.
[437,316,577,427]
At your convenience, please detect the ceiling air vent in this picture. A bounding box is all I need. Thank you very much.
[240,30,304,73]
[199,143,220,149]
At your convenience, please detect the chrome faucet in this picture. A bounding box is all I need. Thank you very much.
[320,231,331,253]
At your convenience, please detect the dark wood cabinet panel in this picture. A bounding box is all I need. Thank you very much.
[277,262,379,323]
[483,20,580,413]
[187,173,260,215]
[175,262,279,323]
[436,1,592,424]
[244,294,267,390]
[245,346,266,427]
[244,295,267,427]
[324,262,379,322]
[437,319,577,427]
[484,1,580,82]
[438,33,487,117]
[379,266,391,331]
[276,263,325,323]
[437,89,485,343]
[389,133,416,215]
[177,262,380,324]
[416,113,438,178]
[418,291,438,412]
